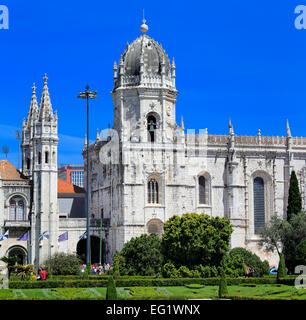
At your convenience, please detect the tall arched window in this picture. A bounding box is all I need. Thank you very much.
[9,198,24,220]
[253,177,265,234]
[199,176,206,204]
[148,178,159,204]
[45,151,49,164]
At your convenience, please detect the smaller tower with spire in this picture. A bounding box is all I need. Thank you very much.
[22,74,59,267]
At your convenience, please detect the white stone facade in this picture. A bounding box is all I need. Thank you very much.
[86,23,306,267]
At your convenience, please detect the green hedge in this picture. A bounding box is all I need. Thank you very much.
[7,276,282,289]
[277,277,296,286]
[223,294,299,301]
[48,275,156,281]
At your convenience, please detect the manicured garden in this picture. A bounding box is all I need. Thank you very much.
[0,283,305,300]
[0,207,304,301]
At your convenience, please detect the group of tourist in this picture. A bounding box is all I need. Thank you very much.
[36,268,47,280]
[80,263,113,275]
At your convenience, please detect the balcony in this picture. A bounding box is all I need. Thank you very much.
[4,220,31,228]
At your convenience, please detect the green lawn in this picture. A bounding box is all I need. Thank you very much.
[0,285,305,300]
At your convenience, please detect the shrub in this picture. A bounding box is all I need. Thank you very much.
[277,253,287,280]
[295,239,306,266]
[8,264,35,281]
[218,269,228,298]
[113,255,120,281]
[221,254,245,277]
[106,276,117,300]
[177,266,193,278]
[7,276,280,289]
[184,284,204,289]
[162,262,180,278]
[116,234,163,276]
[194,265,218,278]
[44,253,82,275]
[229,247,270,277]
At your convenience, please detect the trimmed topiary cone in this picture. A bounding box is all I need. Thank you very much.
[106,276,118,300]
[218,269,228,298]
[277,253,287,281]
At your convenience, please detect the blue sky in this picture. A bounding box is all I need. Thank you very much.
[0,1,305,167]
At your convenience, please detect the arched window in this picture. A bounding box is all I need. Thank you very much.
[147,115,157,143]
[253,177,265,234]
[45,151,49,164]
[9,198,24,220]
[199,176,206,204]
[148,178,159,204]
[10,199,16,220]
[26,158,30,170]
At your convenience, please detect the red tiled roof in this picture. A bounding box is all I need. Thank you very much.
[58,178,85,194]
[0,160,26,180]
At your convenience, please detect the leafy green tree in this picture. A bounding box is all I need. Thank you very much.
[161,213,233,268]
[258,212,306,274]
[44,253,82,275]
[258,215,284,257]
[115,234,163,276]
[229,247,270,277]
[295,239,306,266]
[282,212,306,273]
[106,276,117,300]
[221,252,246,277]
[287,170,302,221]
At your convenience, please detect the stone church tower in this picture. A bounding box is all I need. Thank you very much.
[22,74,59,266]
[88,20,306,266]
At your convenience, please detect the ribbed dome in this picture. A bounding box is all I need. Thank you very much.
[121,35,171,76]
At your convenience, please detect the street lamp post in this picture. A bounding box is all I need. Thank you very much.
[77,85,97,267]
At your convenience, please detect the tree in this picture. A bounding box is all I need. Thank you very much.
[229,247,270,277]
[161,213,233,268]
[258,212,306,274]
[258,215,284,257]
[116,234,163,276]
[218,257,228,298]
[282,212,306,273]
[287,170,302,221]
[277,253,287,280]
[106,276,117,300]
[295,239,306,266]
[44,253,82,275]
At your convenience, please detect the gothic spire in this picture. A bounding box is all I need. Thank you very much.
[38,73,53,121]
[181,116,185,131]
[229,117,234,135]
[96,128,100,141]
[286,119,291,137]
[26,83,38,125]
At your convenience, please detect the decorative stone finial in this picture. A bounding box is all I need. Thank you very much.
[32,83,36,93]
[43,73,48,85]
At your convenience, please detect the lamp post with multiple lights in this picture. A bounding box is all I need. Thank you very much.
[77,85,97,267]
